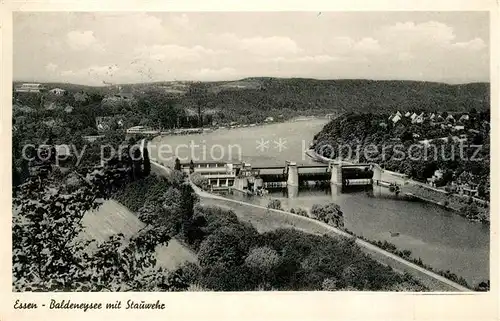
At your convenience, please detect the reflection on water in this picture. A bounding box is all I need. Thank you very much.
[224,185,489,286]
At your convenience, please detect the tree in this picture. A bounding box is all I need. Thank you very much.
[198,229,247,269]
[459,204,480,220]
[131,146,143,181]
[311,203,344,228]
[245,246,280,287]
[266,199,282,210]
[174,158,182,171]
[143,146,151,176]
[190,172,209,190]
[12,173,172,292]
[188,83,209,128]
[474,280,490,292]
[322,278,339,291]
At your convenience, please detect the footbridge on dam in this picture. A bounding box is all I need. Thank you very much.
[233,160,404,193]
[252,161,375,187]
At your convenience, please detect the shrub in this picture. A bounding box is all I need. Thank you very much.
[245,246,280,274]
[322,278,338,291]
[198,229,248,269]
[474,280,490,292]
[191,172,209,190]
[310,203,344,228]
[459,204,479,220]
[174,262,201,286]
[266,199,282,210]
[290,207,308,217]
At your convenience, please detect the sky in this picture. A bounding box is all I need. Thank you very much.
[13,11,489,85]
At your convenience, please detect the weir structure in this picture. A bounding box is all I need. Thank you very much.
[253,160,373,188]
[169,155,405,194]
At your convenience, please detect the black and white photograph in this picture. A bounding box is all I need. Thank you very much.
[11,10,492,297]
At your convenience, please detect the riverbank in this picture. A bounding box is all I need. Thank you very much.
[304,148,490,224]
[151,115,333,139]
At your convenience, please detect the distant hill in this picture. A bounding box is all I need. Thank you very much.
[13,78,489,123]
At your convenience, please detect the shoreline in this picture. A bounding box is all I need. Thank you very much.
[151,115,331,139]
[304,148,489,224]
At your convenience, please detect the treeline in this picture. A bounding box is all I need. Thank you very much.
[114,177,426,291]
[312,112,490,201]
[184,78,490,124]
[13,78,490,133]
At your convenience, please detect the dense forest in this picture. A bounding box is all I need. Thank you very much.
[113,175,427,291]
[312,112,490,202]
[13,78,490,127]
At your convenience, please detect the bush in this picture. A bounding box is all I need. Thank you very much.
[459,204,479,220]
[201,263,259,291]
[245,246,280,276]
[266,199,282,210]
[198,228,248,269]
[310,203,344,228]
[474,280,490,292]
[174,262,201,286]
[190,172,209,190]
[290,207,308,217]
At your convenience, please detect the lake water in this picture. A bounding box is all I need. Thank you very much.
[150,119,489,286]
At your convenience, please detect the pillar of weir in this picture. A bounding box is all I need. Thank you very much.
[287,184,299,198]
[286,161,299,187]
[330,161,342,185]
[371,163,383,183]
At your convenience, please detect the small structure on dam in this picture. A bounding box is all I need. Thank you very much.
[181,158,407,195]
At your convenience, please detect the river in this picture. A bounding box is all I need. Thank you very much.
[150,118,489,286]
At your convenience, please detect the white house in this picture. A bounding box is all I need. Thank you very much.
[412,112,424,124]
[458,114,470,122]
[429,113,436,120]
[391,114,402,124]
[410,112,417,120]
[49,88,66,95]
[405,111,411,117]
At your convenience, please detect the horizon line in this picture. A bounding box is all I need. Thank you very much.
[11,76,491,88]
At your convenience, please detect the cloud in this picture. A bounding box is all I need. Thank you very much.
[378,21,456,46]
[45,63,58,72]
[451,38,486,51]
[134,44,224,62]
[271,55,339,64]
[13,13,489,84]
[92,13,169,47]
[213,33,302,56]
[66,30,99,50]
[190,67,237,81]
[171,14,191,29]
[376,20,487,54]
[353,37,382,53]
